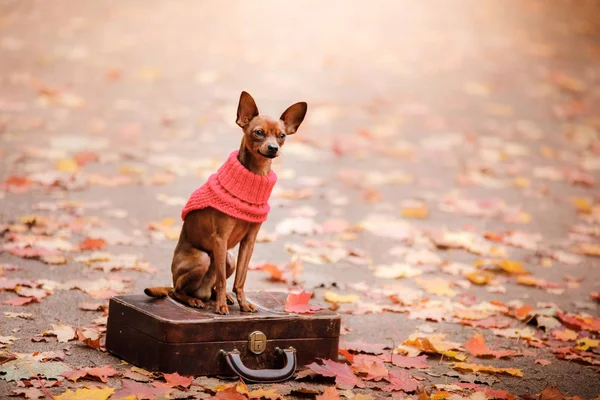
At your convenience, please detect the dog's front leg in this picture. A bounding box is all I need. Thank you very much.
[213,236,230,315]
[233,224,260,312]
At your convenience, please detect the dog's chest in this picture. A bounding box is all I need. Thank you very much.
[226,220,255,249]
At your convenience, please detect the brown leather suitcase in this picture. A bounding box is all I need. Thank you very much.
[105,292,340,382]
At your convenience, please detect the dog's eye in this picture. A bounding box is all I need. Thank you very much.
[254,130,265,137]
[278,133,286,140]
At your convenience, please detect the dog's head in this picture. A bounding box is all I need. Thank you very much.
[236,91,307,159]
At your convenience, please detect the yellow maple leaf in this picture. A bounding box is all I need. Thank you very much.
[466,271,493,285]
[416,277,457,297]
[572,198,592,214]
[56,158,78,173]
[353,395,377,400]
[575,337,599,351]
[494,259,529,275]
[453,362,523,377]
[247,388,283,399]
[579,243,600,257]
[513,176,531,188]
[404,334,467,361]
[401,204,428,219]
[56,387,115,400]
[324,291,359,304]
[431,391,451,400]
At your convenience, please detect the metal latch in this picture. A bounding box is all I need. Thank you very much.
[248,331,267,354]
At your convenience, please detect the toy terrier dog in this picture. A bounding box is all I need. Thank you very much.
[145,92,307,314]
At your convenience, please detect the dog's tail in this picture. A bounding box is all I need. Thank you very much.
[144,287,172,298]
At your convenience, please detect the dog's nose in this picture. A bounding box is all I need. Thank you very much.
[267,144,279,154]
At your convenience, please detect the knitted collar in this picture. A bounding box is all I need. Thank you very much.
[215,150,277,205]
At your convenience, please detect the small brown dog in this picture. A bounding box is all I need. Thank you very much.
[145,92,307,314]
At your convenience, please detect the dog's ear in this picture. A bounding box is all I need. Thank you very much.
[236,91,259,128]
[280,102,307,134]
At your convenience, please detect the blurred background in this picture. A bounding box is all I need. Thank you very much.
[1,0,600,397]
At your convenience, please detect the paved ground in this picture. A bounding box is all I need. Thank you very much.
[1,1,599,399]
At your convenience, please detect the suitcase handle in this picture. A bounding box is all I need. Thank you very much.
[220,347,297,383]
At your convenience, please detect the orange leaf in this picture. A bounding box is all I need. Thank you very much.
[453,362,523,377]
[163,371,192,388]
[79,238,107,251]
[464,333,518,358]
[316,387,340,400]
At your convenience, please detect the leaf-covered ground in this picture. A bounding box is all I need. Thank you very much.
[1,1,600,399]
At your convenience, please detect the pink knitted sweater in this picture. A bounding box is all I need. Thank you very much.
[181,150,278,223]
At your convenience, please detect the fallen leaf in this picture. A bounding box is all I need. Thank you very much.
[452,362,523,377]
[464,333,518,358]
[56,158,79,173]
[575,337,599,351]
[2,297,36,306]
[401,202,429,219]
[539,385,564,400]
[551,329,578,342]
[0,357,70,382]
[213,386,247,400]
[76,328,102,349]
[247,387,283,399]
[11,387,45,399]
[3,312,33,319]
[284,291,322,314]
[45,324,76,343]
[404,334,467,361]
[111,379,172,400]
[79,238,107,251]
[416,277,457,297]
[381,369,419,393]
[62,366,118,383]
[55,387,115,400]
[534,359,552,366]
[316,387,340,400]
[307,359,365,389]
[351,355,388,381]
[163,371,193,388]
[387,354,430,369]
[324,291,360,304]
[340,341,388,355]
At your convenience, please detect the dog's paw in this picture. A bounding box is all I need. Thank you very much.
[226,293,235,305]
[186,298,205,308]
[240,302,258,313]
[215,303,230,315]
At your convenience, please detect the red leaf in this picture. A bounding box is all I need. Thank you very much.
[62,366,118,383]
[351,355,388,381]
[260,263,286,282]
[340,340,388,354]
[3,296,36,306]
[381,369,419,392]
[213,386,247,400]
[163,372,192,388]
[284,291,322,314]
[460,317,512,329]
[465,333,518,358]
[112,379,173,400]
[386,354,430,369]
[316,386,340,400]
[307,359,365,390]
[338,349,354,363]
[79,237,107,251]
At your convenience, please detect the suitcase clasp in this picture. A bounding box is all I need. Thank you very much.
[248,331,267,354]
